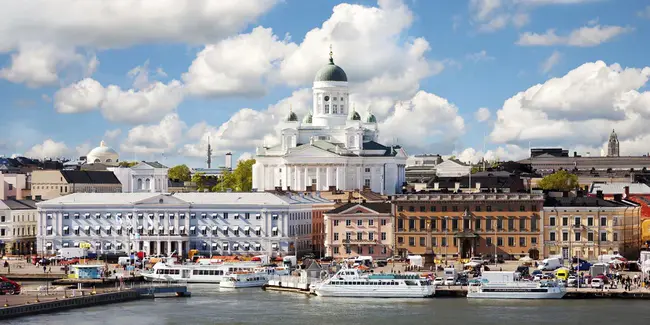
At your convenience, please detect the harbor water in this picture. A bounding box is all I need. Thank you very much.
[5,285,649,324]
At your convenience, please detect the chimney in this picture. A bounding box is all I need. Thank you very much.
[613,194,622,201]
[624,186,630,198]
[455,182,460,191]
[225,152,233,170]
[475,182,481,189]
[596,190,604,200]
[434,182,439,190]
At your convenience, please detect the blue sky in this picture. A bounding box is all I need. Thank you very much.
[1,0,649,167]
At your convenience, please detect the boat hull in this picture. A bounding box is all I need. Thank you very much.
[220,280,267,288]
[467,289,566,299]
[314,285,435,298]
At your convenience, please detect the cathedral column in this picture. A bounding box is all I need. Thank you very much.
[284,165,290,190]
[342,166,347,190]
[326,167,331,189]
[157,240,161,255]
[303,166,309,191]
[335,167,341,190]
[356,166,362,190]
[293,166,299,190]
[316,167,321,191]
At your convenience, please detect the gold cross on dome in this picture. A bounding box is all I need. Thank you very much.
[329,44,333,60]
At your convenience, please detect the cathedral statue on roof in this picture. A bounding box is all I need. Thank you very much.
[252,46,407,195]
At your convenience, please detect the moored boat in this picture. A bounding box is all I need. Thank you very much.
[141,261,260,283]
[313,268,435,298]
[467,271,566,299]
[220,272,269,288]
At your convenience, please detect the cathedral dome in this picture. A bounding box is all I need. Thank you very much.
[314,47,347,82]
[87,141,119,164]
[366,113,377,123]
[349,110,361,121]
[303,113,313,124]
[286,108,298,122]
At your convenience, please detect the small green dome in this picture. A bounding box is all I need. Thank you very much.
[349,110,361,121]
[366,113,377,123]
[302,113,312,124]
[286,111,298,122]
[314,58,348,82]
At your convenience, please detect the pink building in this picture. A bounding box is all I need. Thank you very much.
[0,173,29,200]
[324,202,393,260]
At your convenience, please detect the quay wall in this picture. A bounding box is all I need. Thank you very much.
[0,291,142,320]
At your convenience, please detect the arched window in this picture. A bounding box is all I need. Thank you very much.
[145,178,151,189]
[94,159,100,163]
[137,178,143,189]
[106,159,112,162]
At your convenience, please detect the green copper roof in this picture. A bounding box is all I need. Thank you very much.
[314,58,348,82]
[303,113,312,124]
[349,110,361,121]
[366,113,377,123]
[287,111,298,122]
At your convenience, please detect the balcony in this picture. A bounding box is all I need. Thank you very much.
[346,239,380,245]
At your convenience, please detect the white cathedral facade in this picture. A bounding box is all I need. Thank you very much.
[252,51,407,195]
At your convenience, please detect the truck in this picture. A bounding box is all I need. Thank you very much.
[58,247,88,259]
[590,263,609,277]
[283,255,297,268]
[537,257,562,271]
[482,271,519,283]
[443,267,458,285]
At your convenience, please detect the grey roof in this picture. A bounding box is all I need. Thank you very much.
[304,140,399,157]
[327,202,391,214]
[1,199,37,210]
[60,170,121,184]
[314,58,348,82]
[544,196,637,207]
[590,182,650,195]
[141,161,167,168]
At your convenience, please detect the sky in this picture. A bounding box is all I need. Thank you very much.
[1,0,649,168]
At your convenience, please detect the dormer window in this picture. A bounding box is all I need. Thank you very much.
[325,104,329,113]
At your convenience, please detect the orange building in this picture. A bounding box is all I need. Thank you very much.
[392,193,544,261]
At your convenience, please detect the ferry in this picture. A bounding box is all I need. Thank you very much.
[313,268,435,298]
[467,271,566,299]
[220,272,269,288]
[142,261,260,283]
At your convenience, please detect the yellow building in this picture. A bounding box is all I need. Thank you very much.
[31,170,122,200]
[542,195,641,260]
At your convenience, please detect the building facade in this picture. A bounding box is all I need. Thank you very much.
[0,173,30,200]
[324,202,393,259]
[392,193,544,260]
[252,50,407,195]
[108,161,169,193]
[36,192,330,258]
[608,129,620,157]
[0,199,37,255]
[31,170,122,200]
[542,195,641,260]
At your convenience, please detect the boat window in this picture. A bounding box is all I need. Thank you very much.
[193,270,198,275]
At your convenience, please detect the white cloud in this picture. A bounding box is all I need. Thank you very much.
[54,78,186,124]
[183,26,297,97]
[457,144,529,164]
[466,50,495,62]
[25,139,70,159]
[0,43,96,87]
[490,60,650,155]
[128,60,171,90]
[515,0,602,5]
[75,142,92,158]
[237,152,253,162]
[540,50,561,73]
[517,24,632,47]
[475,107,491,122]
[121,114,187,155]
[103,129,122,141]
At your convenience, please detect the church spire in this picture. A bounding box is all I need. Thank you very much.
[607,129,619,157]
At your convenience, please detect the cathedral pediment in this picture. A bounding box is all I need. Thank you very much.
[133,194,190,207]
[286,144,342,158]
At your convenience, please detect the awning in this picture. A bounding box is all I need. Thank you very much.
[222,244,229,249]
[233,243,240,249]
[104,226,111,231]
[244,243,250,248]
[272,214,278,218]
[84,226,90,231]
[148,214,154,218]
[199,226,206,230]
[63,213,69,217]
[271,227,278,231]
[84,213,90,218]
[168,213,174,217]
[94,242,101,247]
[62,242,70,247]
[271,243,278,249]
[243,226,250,231]
[212,243,218,248]
[148,225,154,230]
[46,226,52,230]
[254,243,261,248]
[116,213,122,217]
[190,226,196,231]
[158,226,164,230]
[179,213,185,217]
[126,225,133,229]
[127,213,133,217]
[47,214,52,218]
[105,243,111,248]
[95,213,101,217]
[254,226,261,231]
[105,213,111,217]
[211,213,217,218]
[231,226,239,231]
[73,213,79,217]
[63,226,69,231]
[73,242,80,247]
[190,213,196,217]
[211,226,218,231]
[116,243,123,248]
[234,214,239,218]
[73,226,80,230]
[46,242,52,247]
[137,213,143,217]
[179,226,185,231]
[94,226,101,231]
[137,225,143,230]
[201,213,207,217]
[222,226,229,232]
[202,242,207,247]
[256,214,261,218]
[169,226,175,231]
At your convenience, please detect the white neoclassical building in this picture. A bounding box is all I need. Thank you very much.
[252,50,407,195]
[108,161,169,193]
[36,192,329,257]
[86,141,119,166]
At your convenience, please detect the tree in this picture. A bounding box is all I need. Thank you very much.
[538,170,579,191]
[215,159,255,192]
[191,172,208,191]
[168,164,191,181]
[118,161,138,167]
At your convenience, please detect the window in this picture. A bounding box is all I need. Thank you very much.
[325,104,329,113]
[519,237,526,247]
[408,219,415,230]
[463,218,470,230]
[334,220,339,226]
[430,219,437,229]
[550,232,556,241]
[201,228,207,235]
[398,206,404,212]
[452,219,458,231]
[381,232,386,241]
[96,228,101,235]
[475,219,481,230]
[486,217,493,230]
[223,213,229,219]
[272,228,279,236]
[531,217,538,232]
[588,232,594,242]
[245,213,250,220]
[346,219,351,226]
[190,214,196,219]
[452,206,458,212]
[63,214,69,220]
[486,237,492,246]
[531,237,537,245]
[508,218,515,231]
[364,179,371,187]
[550,216,556,226]
[562,217,568,226]
[441,206,447,212]
[419,237,425,246]
[600,232,607,242]
[562,232,568,241]
[63,227,69,235]
[397,219,404,230]
[497,237,503,246]
[519,218,526,231]
[255,229,261,236]
[397,236,404,244]
[574,217,581,227]
[508,237,515,247]
[333,247,339,254]
[475,206,481,212]
[408,206,415,212]
[497,217,503,230]
[334,233,339,241]
[368,219,374,226]
[587,216,594,226]
[419,219,426,230]
[613,233,618,242]
[441,218,447,230]
[380,219,387,226]
[408,237,415,246]
[357,219,363,226]
[520,205,525,211]
[364,168,370,173]
[600,217,607,227]
[486,205,492,212]
[441,237,447,247]
[368,246,374,255]
[356,232,363,241]
[74,228,79,235]
[256,214,262,220]
[106,228,112,235]
[234,214,240,220]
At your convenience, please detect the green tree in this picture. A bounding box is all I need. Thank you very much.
[168,164,191,181]
[215,159,255,192]
[538,170,579,191]
[191,172,208,191]
[118,161,138,167]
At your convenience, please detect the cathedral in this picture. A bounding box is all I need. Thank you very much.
[252,49,407,195]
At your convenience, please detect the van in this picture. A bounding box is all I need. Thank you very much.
[590,278,603,289]
[537,257,562,271]
[118,256,137,266]
[554,268,570,281]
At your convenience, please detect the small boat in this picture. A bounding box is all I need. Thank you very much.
[313,267,435,298]
[141,261,260,283]
[467,271,566,299]
[220,272,269,288]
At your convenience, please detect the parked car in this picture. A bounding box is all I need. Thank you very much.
[488,256,505,264]
[433,277,445,286]
[444,277,456,285]
[320,256,333,262]
[567,275,577,287]
[375,259,388,267]
[0,281,20,295]
[455,278,469,286]
[591,278,604,289]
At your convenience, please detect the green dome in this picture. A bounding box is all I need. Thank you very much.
[366,113,377,123]
[286,111,298,122]
[302,113,312,124]
[314,58,348,82]
[349,110,361,121]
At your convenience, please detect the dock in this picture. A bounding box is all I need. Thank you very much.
[0,285,190,320]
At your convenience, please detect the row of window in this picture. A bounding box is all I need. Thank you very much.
[53,212,277,221]
[398,204,538,213]
[397,236,538,248]
[0,215,36,222]
[397,217,538,232]
[548,216,618,227]
[50,227,278,237]
[332,246,387,255]
[548,231,618,242]
[333,232,388,241]
[333,219,389,227]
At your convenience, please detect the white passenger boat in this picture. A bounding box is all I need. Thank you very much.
[220,272,269,288]
[313,268,435,298]
[142,261,260,283]
[467,271,566,299]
